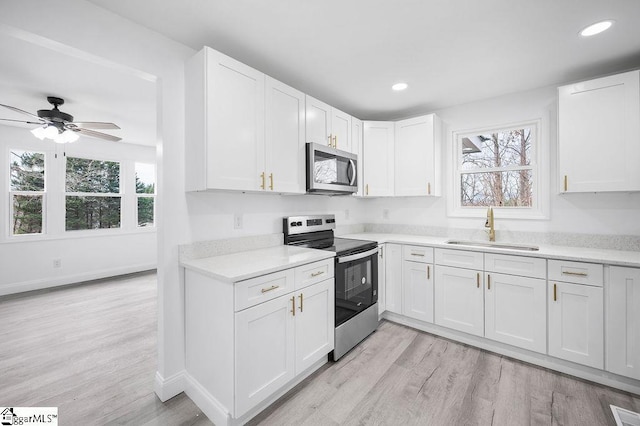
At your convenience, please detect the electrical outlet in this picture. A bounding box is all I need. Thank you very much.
[383,209,390,220]
[53,259,62,268]
[344,209,350,220]
[233,214,243,229]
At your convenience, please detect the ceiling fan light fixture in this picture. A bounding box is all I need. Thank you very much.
[30,126,48,140]
[54,129,79,144]
[580,20,614,37]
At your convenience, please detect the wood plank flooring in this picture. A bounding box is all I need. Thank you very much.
[1,273,638,425]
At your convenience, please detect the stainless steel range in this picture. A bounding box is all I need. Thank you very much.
[283,214,379,360]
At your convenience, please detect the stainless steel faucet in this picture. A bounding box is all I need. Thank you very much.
[485,206,495,242]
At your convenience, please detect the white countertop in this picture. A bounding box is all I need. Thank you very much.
[341,233,640,268]
[180,245,335,282]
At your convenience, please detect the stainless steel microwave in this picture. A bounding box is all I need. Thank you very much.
[306,143,357,195]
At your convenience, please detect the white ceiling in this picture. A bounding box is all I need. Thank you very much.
[0,30,156,146]
[86,0,640,120]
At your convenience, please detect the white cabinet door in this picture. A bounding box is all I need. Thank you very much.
[548,281,604,369]
[331,107,352,152]
[558,70,640,192]
[484,272,546,354]
[402,261,434,323]
[351,117,364,197]
[363,121,395,196]
[394,114,441,196]
[305,95,332,146]
[235,294,295,417]
[206,48,265,191]
[384,243,403,314]
[295,279,334,374]
[265,76,305,194]
[607,266,640,380]
[434,265,484,336]
[377,244,386,315]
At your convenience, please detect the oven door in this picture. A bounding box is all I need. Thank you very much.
[334,247,378,327]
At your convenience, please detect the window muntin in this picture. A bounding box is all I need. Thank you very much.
[10,150,45,235]
[135,162,155,227]
[456,124,536,209]
[65,157,121,230]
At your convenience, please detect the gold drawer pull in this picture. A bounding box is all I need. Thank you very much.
[310,271,324,277]
[564,175,568,191]
[411,252,425,257]
[553,283,557,301]
[562,271,588,277]
[261,285,280,293]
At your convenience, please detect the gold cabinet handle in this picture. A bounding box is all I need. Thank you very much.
[261,285,279,293]
[411,252,425,257]
[562,270,588,277]
[269,173,274,190]
[427,265,430,280]
[333,135,337,148]
[553,283,557,301]
[299,293,304,312]
[310,271,324,277]
[260,172,265,190]
[366,184,369,196]
[477,272,480,288]
[487,274,491,290]
[328,134,333,147]
[427,182,431,195]
[564,175,568,192]
[290,296,296,316]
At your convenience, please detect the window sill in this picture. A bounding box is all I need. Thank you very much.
[2,227,156,244]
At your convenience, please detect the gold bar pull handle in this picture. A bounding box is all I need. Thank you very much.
[299,293,304,312]
[333,135,337,148]
[310,271,324,277]
[260,172,266,190]
[261,285,280,293]
[477,272,480,288]
[366,184,369,196]
[427,265,430,280]
[290,296,296,316]
[328,134,333,147]
[564,175,568,192]
[427,182,431,195]
[487,274,491,290]
[269,173,274,190]
[562,270,588,277]
[553,283,557,302]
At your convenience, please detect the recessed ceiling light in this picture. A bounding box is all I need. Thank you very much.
[392,82,408,91]
[580,20,614,37]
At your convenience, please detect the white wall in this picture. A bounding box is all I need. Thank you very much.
[361,85,640,237]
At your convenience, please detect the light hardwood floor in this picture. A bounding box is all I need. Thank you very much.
[1,273,638,425]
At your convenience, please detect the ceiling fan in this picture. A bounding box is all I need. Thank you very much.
[0,96,121,143]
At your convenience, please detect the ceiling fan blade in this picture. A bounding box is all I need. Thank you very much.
[75,128,122,142]
[72,121,121,130]
[0,118,44,125]
[0,103,44,121]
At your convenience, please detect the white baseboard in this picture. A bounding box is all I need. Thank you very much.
[184,372,231,426]
[0,263,157,296]
[154,370,187,402]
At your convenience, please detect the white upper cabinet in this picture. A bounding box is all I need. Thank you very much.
[305,95,352,152]
[558,70,640,193]
[265,76,306,194]
[394,114,442,196]
[363,121,395,197]
[185,47,305,194]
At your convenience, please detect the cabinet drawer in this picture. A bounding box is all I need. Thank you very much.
[435,248,483,270]
[548,260,603,287]
[402,245,434,263]
[295,258,334,290]
[235,269,295,311]
[485,253,546,279]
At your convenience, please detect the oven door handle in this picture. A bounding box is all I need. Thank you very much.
[337,247,379,263]
[348,159,356,186]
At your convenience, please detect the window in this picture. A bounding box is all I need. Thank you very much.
[452,120,544,218]
[10,150,45,235]
[135,162,155,227]
[65,157,121,230]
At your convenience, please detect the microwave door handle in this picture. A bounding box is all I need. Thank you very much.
[348,159,356,186]
[337,247,379,263]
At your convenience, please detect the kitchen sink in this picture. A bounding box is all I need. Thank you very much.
[444,240,540,251]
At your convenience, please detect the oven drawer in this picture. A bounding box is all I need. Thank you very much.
[402,245,434,263]
[235,269,295,311]
[295,258,334,290]
[548,259,603,286]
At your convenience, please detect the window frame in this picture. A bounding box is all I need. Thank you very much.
[134,162,156,228]
[448,119,549,220]
[8,148,47,237]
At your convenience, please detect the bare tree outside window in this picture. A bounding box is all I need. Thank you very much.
[10,150,45,235]
[459,127,534,207]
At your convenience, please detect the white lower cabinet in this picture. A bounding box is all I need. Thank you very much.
[434,265,484,336]
[377,244,386,315]
[484,272,546,354]
[294,280,334,373]
[403,261,434,323]
[548,281,604,369]
[607,266,640,380]
[384,244,403,314]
